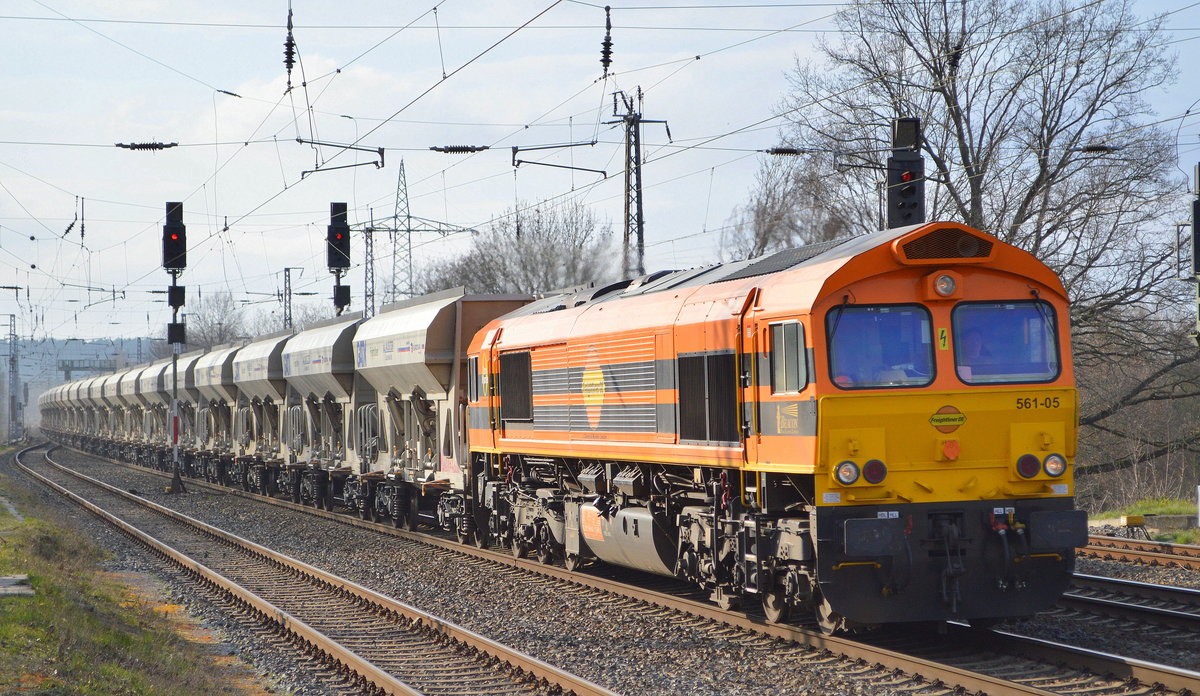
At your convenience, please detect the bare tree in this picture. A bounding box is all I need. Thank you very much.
[183,291,246,350]
[249,301,335,335]
[767,0,1199,482]
[720,157,854,261]
[417,200,616,295]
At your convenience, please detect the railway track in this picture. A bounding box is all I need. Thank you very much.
[48,443,1200,696]
[1082,535,1200,570]
[13,444,616,696]
[1057,574,1200,633]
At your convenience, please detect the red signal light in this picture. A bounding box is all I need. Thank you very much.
[900,171,914,183]
[336,233,343,240]
[170,233,179,240]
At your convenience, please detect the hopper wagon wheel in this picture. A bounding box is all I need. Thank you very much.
[472,509,490,549]
[455,524,472,545]
[563,554,582,572]
[389,489,405,529]
[320,475,334,511]
[322,478,335,512]
[402,490,421,531]
[240,466,252,492]
[358,489,374,522]
[289,471,302,504]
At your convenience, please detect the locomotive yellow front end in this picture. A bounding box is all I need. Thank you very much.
[806,224,1087,628]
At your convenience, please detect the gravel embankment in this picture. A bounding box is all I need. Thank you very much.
[0,448,345,696]
[37,448,936,696]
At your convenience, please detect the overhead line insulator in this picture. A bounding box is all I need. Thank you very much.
[430,145,490,154]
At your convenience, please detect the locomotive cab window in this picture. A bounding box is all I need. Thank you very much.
[827,305,933,389]
[770,322,807,394]
[953,301,1059,384]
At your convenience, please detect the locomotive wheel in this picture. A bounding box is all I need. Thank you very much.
[511,535,528,558]
[563,554,582,572]
[455,525,472,545]
[816,597,844,635]
[472,527,489,549]
[535,526,556,565]
[762,589,790,624]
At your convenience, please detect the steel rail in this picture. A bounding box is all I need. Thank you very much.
[18,444,618,696]
[56,444,1200,696]
[1071,572,1200,604]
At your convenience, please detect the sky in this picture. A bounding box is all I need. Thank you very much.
[1,0,1198,343]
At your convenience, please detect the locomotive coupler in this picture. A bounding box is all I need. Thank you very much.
[933,518,965,612]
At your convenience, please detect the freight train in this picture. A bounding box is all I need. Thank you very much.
[39,221,1088,632]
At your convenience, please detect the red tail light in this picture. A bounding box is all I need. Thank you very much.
[1016,454,1040,478]
[863,459,887,484]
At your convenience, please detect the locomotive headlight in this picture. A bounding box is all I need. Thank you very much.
[835,460,860,485]
[1016,454,1041,479]
[934,274,957,296]
[1043,453,1067,477]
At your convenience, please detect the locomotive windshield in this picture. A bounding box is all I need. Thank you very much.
[826,304,933,389]
[952,301,1059,384]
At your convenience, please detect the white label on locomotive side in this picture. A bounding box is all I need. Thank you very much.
[580,506,604,541]
[822,492,841,504]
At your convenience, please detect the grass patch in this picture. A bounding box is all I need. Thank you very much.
[1092,497,1196,520]
[1154,529,1200,545]
[0,485,248,695]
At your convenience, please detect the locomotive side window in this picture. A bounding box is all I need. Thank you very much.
[467,356,479,402]
[827,305,933,389]
[770,322,807,394]
[952,301,1060,384]
[499,351,533,421]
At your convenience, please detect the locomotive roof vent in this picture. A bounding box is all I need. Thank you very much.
[895,226,994,265]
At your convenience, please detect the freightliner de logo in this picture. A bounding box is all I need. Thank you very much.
[929,405,966,433]
[581,366,605,430]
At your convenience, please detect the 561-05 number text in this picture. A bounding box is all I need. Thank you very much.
[1015,396,1060,410]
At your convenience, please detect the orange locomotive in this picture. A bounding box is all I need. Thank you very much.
[455,221,1086,630]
